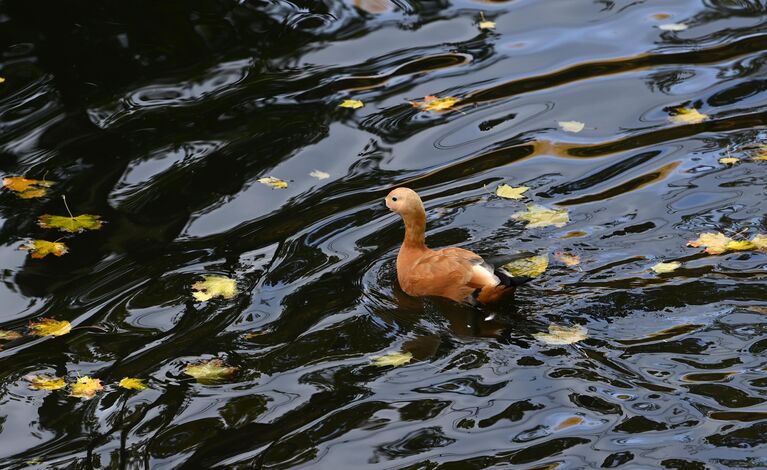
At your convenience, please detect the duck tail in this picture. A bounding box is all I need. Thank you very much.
[495,268,533,288]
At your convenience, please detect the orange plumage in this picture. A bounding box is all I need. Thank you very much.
[386,187,523,304]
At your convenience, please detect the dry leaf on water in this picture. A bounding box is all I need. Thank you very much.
[191,275,238,302]
[668,108,708,125]
[29,318,71,337]
[555,416,585,431]
[185,359,238,383]
[20,240,69,259]
[310,170,330,180]
[558,121,585,133]
[3,176,55,199]
[496,184,529,200]
[687,232,767,255]
[554,252,580,267]
[38,214,103,233]
[658,23,688,31]
[27,374,66,391]
[479,20,496,30]
[512,204,569,228]
[257,176,288,189]
[533,324,588,345]
[719,157,740,165]
[411,96,460,112]
[0,330,22,341]
[118,377,147,390]
[70,377,103,399]
[339,99,364,109]
[503,254,549,278]
[371,351,413,367]
[651,261,681,274]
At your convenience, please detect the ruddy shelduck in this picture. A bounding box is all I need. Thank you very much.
[386,187,529,304]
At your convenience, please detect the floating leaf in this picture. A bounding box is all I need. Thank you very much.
[563,230,587,238]
[257,176,288,189]
[503,254,548,278]
[411,95,460,112]
[479,20,496,30]
[652,13,672,20]
[310,170,330,180]
[558,121,585,133]
[371,351,413,367]
[668,108,707,125]
[20,240,69,259]
[27,374,66,391]
[687,232,760,255]
[752,234,767,250]
[651,261,681,274]
[3,176,55,199]
[0,330,22,341]
[0,77,5,84]
[554,251,581,267]
[495,184,529,200]
[69,376,103,399]
[658,23,688,31]
[533,324,588,345]
[185,359,238,383]
[555,416,585,431]
[191,275,238,302]
[512,204,569,228]
[339,99,364,109]
[29,318,71,337]
[719,157,740,165]
[118,377,147,390]
[38,214,103,233]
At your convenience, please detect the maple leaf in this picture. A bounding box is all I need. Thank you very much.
[257,176,288,189]
[512,204,569,228]
[0,330,22,341]
[29,318,71,337]
[20,240,69,259]
[26,374,66,391]
[38,214,103,233]
[719,157,740,165]
[554,251,581,267]
[192,275,238,302]
[668,108,708,125]
[651,261,681,274]
[339,99,364,109]
[411,95,460,112]
[185,359,238,383]
[495,184,529,200]
[310,170,330,180]
[69,376,103,399]
[559,121,585,133]
[533,324,588,345]
[118,377,147,390]
[503,254,549,278]
[371,351,413,367]
[2,176,54,199]
[687,232,763,255]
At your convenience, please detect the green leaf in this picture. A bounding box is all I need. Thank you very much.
[38,214,103,233]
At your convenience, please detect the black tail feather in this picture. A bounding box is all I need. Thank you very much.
[495,269,533,287]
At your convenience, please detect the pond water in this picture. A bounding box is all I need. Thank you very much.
[1,0,767,468]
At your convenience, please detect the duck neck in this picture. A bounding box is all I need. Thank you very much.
[403,208,427,249]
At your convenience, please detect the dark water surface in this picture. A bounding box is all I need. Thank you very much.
[1,0,767,468]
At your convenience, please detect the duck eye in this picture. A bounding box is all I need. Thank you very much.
[392,197,398,202]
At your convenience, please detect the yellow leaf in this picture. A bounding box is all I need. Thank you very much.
[554,251,580,267]
[185,359,238,383]
[27,374,66,391]
[0,330,22,341]
[558,121,585,133]
[69,376,103,399]
[658,23,688,31]
[479,20,496,30]
[257,176,288,189]
[411,95,460,112]
[38,214,103,233]
[512,204,569,228]
[687,232,732,255]
[651,261,681,274]
[310,170,330,180]
[118,377,147,390]
[533,324,588,345]
[753,155,767,161]
[20,239,69,259]
[495,184,529,200]
[29,318,71,337]
[339,99,364,109]
[192,275,238,302]
[371,351,413,367]
[0,77,5,84]
[751,234,767,251]
[3,176,54,199]
[668,108,708,125]
[503,254,549,278]
[555,416,585,430]
[725,240,756,251]
[719,157,740,165]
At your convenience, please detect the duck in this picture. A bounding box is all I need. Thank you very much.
[386,187,529,304]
